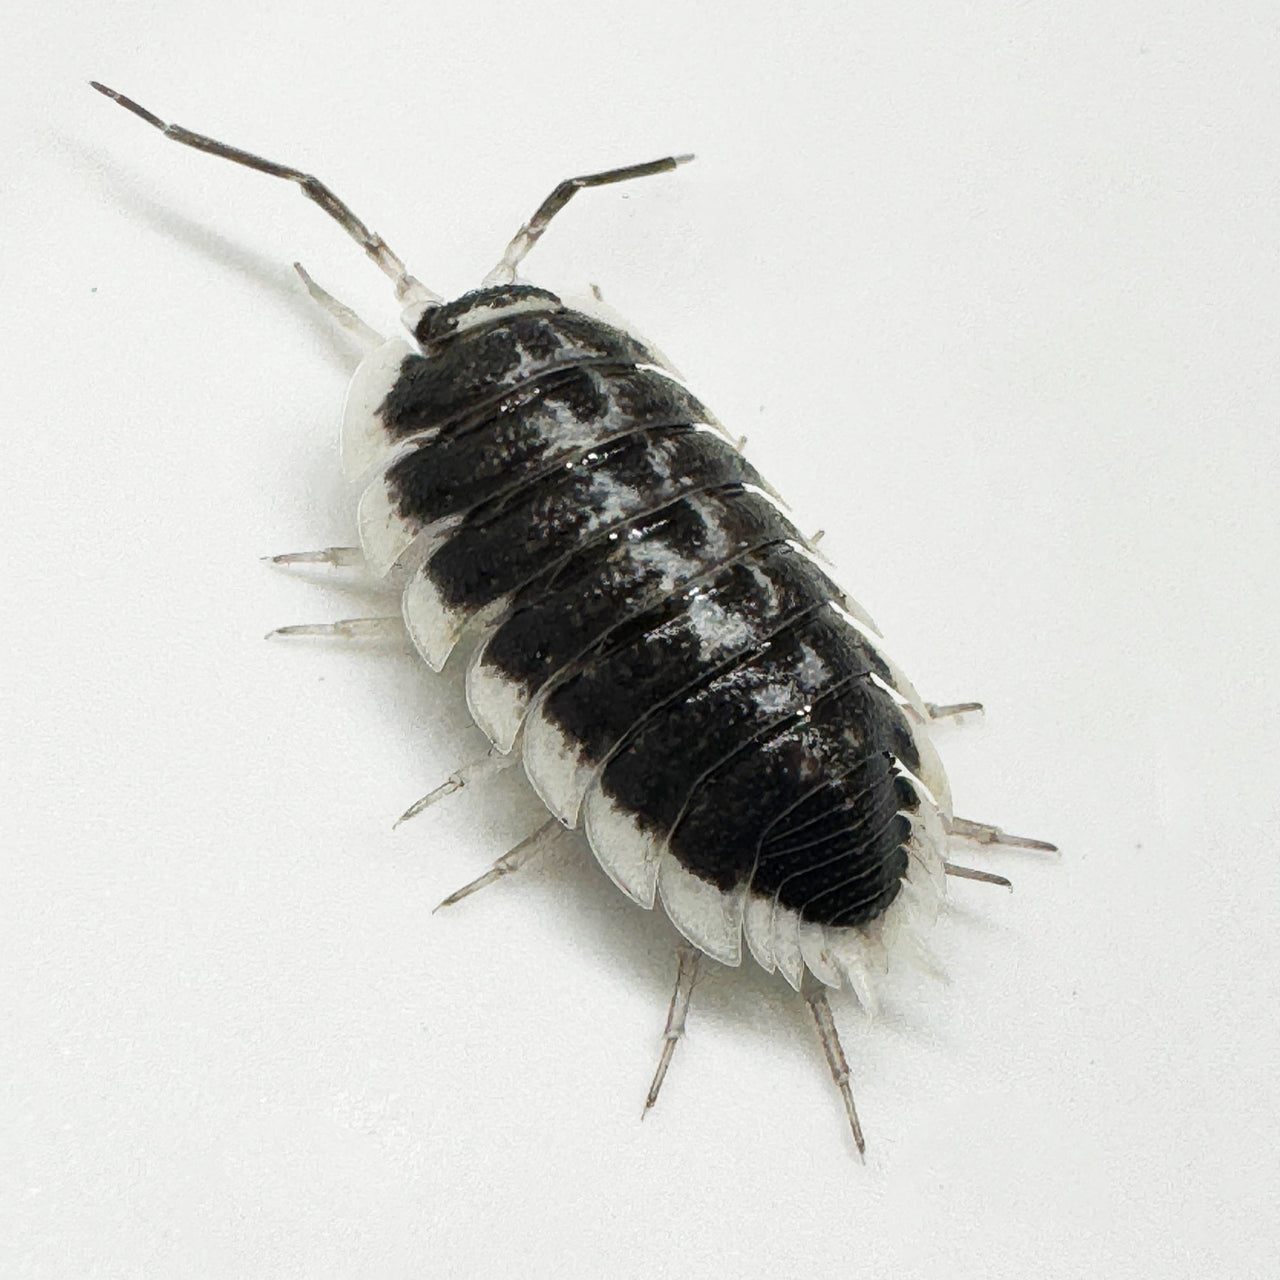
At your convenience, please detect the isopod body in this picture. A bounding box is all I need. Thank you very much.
[348,281,951,994]
[94,82,1055,1154]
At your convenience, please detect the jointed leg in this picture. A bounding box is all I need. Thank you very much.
[943,862,1012,888]
[942,815,1058,890]
[947,815,1059,853]
[926,701,984,721]
[433,820,561,912]
[803,975,866,1159]
[644,946,702,1116]
[293,262,383,350]
[265,547,365,567]
[265,616,403,640]
[394,750,521,828]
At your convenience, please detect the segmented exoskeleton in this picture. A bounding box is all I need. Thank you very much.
[94,83,1055,1157]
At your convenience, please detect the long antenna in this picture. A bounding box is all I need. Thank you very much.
[484,153,695,286]
[90,82,438,307]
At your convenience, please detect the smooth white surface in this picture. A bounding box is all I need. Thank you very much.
[3,3,1279,1277]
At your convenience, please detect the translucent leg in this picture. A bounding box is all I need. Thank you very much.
[926,701,985,721]
[943,862,1012,889]
[394,750,521,828]
[643,946,701,1117]
[293,262,383,351]
[803,976,866,1159]
[433,820,560,912]
[947,815,1059,854]
[265,547,364,567]
[265,616,403,640]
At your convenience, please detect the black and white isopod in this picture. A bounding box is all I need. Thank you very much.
[93,83,1056,1158]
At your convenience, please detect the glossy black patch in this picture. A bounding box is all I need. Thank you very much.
[380,310,660,443]
[540,543,845,767]
[382,366,712,532]
[477,489,799,703]
[377,281,937,936]
[599,610,886,838]
[759,754,894,857]
[767,772,916,927]
[421,427,762,613]
[664,675,919,925]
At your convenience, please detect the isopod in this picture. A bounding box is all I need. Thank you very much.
[93,82,1056,1158]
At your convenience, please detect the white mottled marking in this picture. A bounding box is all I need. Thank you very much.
[446,295,561,337]
[685,593,758,655]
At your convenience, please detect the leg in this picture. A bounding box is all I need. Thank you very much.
[265,547,365,567]
[394,750,520,828]
[433,820,561,912]
[947,815,1059,853]
[643,946,701,1116]
[265,616,403,640]
[484,154,695,286]
[926,701,985,721]
[803,976,866,1159]
[90,83,439,307]
[293,262,383,351]
[943,862,1012,888]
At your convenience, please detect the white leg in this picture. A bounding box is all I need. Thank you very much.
[943,861,1012,888]
[265,616,403,641]
[433,820,561,912]
[394,750,521,828]
[947,815,1059,853]
[293,262,384,352]
[926,701,985,722]
[803,976,865,1160]
[643,946,702,1116]
[265,546,365,567]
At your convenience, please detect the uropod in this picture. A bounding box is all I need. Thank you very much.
[93,83,1057,1158]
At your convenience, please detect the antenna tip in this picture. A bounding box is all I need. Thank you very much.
[89,83,166,130]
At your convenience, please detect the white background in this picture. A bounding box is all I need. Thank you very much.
[3,2,1278,1276]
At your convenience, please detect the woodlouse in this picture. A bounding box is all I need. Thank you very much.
[93,82,1056,1157]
